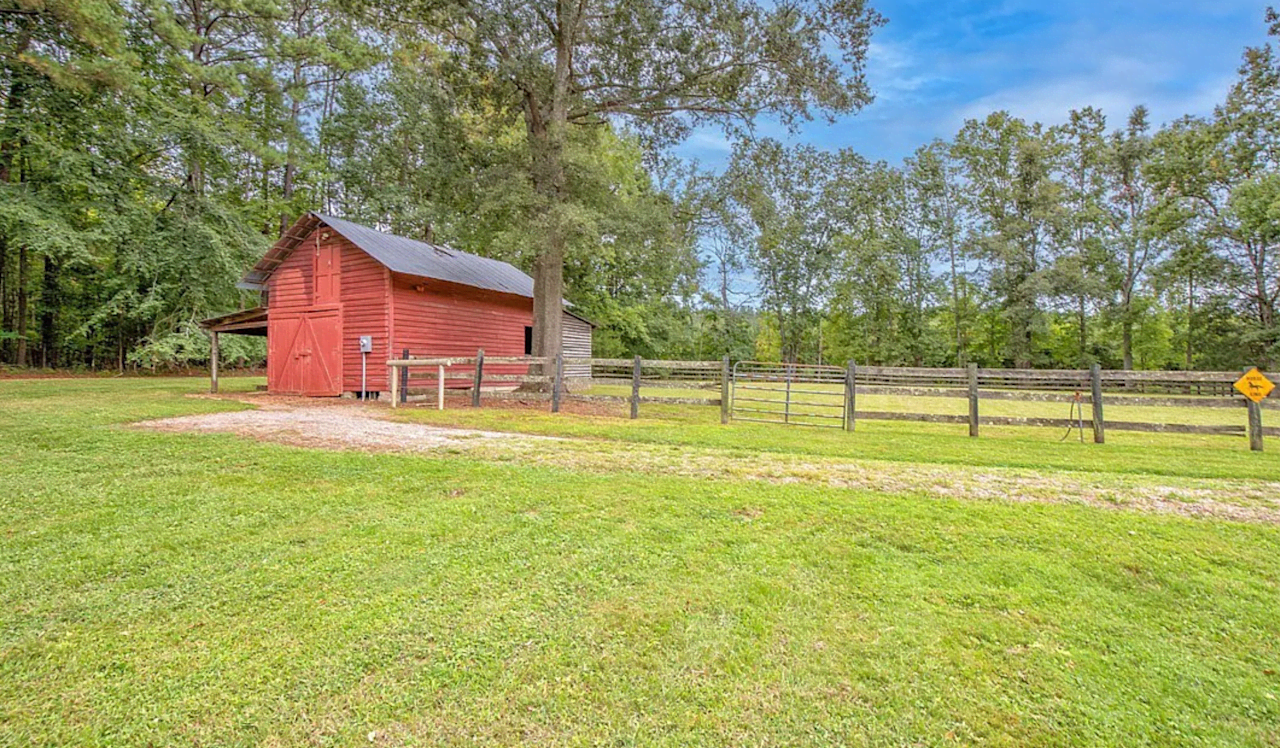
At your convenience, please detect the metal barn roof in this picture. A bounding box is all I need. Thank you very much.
[242,213,536,298]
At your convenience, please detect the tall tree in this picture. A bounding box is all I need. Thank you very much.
[396,0,883,360]
[1106,106,1164,370]
[726,139,849,362]
[953,112,1062,367]
[1049,107,1110,366]
[905,141,967,363]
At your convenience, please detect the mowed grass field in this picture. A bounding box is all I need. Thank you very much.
[2,377,1280,746]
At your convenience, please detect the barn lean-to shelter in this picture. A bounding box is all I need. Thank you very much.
[200,212,593,397]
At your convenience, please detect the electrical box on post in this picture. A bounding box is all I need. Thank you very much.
[359,336,373,353]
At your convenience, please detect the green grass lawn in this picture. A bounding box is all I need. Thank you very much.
[2,377,1279,746]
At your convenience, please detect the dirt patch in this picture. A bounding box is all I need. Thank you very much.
[137,398,1280,525]
[462,438,1280,525]
[136,402,554,452]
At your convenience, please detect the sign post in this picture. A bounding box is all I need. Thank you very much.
[1235,367,1274,452]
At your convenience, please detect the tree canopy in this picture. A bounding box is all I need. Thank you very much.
[1,3,1279,372]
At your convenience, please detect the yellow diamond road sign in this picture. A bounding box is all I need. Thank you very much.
[1235,367,1275,403]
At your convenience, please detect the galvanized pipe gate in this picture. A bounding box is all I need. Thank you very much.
[730,361,855,430]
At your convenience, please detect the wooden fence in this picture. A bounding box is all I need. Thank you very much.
[385,354,1274,452]
[386,352,731,421]
[735,361,1275,451]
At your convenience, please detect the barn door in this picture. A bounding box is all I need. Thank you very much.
[314,238,341,304]
[268,308,343,396]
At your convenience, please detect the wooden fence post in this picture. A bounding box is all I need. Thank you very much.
[437,364,445,411]
[209,331,219,394]
[1246,366,1264,452]
[630,355,641,419]
[401,348,409,404]
[1090,363,1105,444]
[967,363,979,437]
[552,352,563,413]
[720,355,730,425]
[844,360,856,432]
[784,364,792,424]
[389,363,399,409]
[472,349,484,408]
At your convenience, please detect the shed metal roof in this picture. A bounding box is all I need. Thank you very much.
[243,213,536,299]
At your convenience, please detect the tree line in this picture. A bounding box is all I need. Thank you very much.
[0,1,1276,372]
[702,9,1280,371]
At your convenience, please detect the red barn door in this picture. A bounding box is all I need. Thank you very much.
[268,307,343,396]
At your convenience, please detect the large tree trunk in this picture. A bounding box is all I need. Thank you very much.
[524,18,574,364]
[15,244,28,366]
[0,237,8,364]
[527,119,566,363]
[0,32,30,364]
[41,254,57,368]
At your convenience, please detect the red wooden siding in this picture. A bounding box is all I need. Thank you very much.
[390,273,532,387]
[338,239,391,392]
[267,245,314,313]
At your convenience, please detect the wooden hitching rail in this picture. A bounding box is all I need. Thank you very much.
[387,352,729,419]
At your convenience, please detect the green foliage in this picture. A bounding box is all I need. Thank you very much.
[4,4,1280,374]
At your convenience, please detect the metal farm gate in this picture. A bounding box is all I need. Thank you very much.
[731,361,854,429]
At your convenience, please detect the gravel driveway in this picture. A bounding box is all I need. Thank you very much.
[136,401,550,452]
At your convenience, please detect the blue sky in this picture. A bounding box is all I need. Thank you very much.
[677,0,1271,168]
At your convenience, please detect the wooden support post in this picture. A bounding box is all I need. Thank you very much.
[630,355,641,419]
[1090,363,1105,444]
[720,356,731,425]
[209,331,219,394]
[784,364,792,424]
[389,363,399,409]
[401,348,409,404]
[844,360,856,432]
[1246,366,1264,452]
[472,349,484,408]
[437,364,445,411]
[552,353,564,413]
[967,363,979,438]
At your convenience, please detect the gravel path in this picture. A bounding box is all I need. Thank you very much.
[136,402,552,452]
[136,399,1280,524]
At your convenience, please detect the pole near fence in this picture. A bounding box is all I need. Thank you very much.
[472,349,484,408]
[630,355,641,419]
[844,360,856,432]
[437,364,445,410]
[389,362,399,409]
[720,356,730,425]
[1246,366,1264,452]
[967,363,979,437]
[209,331,219,394]
[784,364,793,424]
[1090,363,1105,444]
[552,352,564,413]
[401,348,409,404]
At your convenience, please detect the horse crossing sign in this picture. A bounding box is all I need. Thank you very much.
[1234,367,1275,404]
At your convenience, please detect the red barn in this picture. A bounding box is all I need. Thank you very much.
[201,213,593,397]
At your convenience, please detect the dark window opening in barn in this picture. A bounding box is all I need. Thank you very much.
[524,326,533,355]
